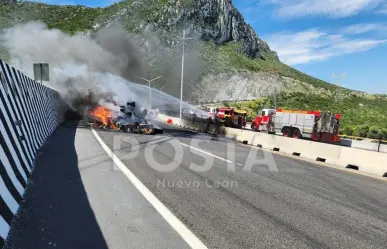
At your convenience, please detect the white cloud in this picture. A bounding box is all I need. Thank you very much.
[264,28,387,65]
[343,23,387,34]
[261,0,385,18]
[377,2,387,13]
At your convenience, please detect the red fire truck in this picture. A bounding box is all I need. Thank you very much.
[251,108,341,143]
[208,107,247,129]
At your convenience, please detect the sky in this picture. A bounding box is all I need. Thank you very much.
[28,0,387,94]
[233,0,387,94]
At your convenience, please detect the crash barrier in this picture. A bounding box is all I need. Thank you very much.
[341,138,387,153]
[160,109,213,123]
[158,114,387,178]
[0,58,68,246]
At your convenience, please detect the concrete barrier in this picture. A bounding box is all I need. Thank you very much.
[337,147,387,176]
[349,140,387,153]
[157,114,387,178]
[341,138,387,153]
[0,58,68,246]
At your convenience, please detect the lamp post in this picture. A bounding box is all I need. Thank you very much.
[136,76,162,109]
[175,28,195,119]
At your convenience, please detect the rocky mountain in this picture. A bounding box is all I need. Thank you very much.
[0,0,377,101]
[1,0,387,134]
[93,0,278,60]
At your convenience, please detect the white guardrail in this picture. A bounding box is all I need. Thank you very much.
[157,114,387,178]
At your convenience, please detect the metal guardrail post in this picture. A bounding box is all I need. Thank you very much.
[378,138,381,152]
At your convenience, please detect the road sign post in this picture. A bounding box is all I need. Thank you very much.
[33,63,50,84]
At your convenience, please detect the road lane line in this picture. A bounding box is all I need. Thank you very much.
[91,129,208,249]
[179,142,232,163]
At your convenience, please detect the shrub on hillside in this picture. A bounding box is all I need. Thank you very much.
[354,125,369,138]
[367,126,382,139]
[377,128,387,140]
[340,126,354,136]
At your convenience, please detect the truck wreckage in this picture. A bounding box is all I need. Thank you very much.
[84,93,163,135]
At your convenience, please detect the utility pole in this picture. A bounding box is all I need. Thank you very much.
[175,27,194,119]
[180,28,185,119]
[378,138,381,152]
[136,76,162,109]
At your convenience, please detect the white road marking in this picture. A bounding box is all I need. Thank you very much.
[91,129,208,249]
[179,142,232,163]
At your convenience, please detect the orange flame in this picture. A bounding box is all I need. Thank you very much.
[89,106,118,130]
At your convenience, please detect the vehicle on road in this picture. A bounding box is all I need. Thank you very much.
[251,108,341,143]
[88,100,163,135]
[114,116,162,135]
[207,107,247,129]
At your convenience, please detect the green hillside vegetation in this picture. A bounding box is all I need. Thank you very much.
[0,1,103,33]
[0,1,339,91]
[0,1,386,136]
[202,42,340,91]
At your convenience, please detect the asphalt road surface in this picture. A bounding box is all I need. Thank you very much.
[4,122,190,249]
[5,121,387,249]
[97,122,387,249]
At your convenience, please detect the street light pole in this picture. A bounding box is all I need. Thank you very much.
[136,76,162,109]
[179,29,185,119]
[175,28,194,120]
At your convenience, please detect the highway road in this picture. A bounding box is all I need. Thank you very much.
[4,122,191,249]
[97,122,387,249]
[5,121,387,249]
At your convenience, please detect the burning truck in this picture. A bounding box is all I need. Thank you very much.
[84,91,162,135]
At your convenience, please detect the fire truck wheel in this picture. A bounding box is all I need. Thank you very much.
[291,128,302,139]
[282,127,291,137]
[251,123,257,131]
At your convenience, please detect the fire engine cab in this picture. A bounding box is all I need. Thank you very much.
[208,107,247,128]
[251,108,341,143]
[251,108,276,134]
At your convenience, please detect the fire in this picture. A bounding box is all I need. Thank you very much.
[89,106,110,124]
[89,105,118,130]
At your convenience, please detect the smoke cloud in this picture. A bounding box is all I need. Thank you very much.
[0,19,285,112]
[0,21,148,110]
[0,20,209,118]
